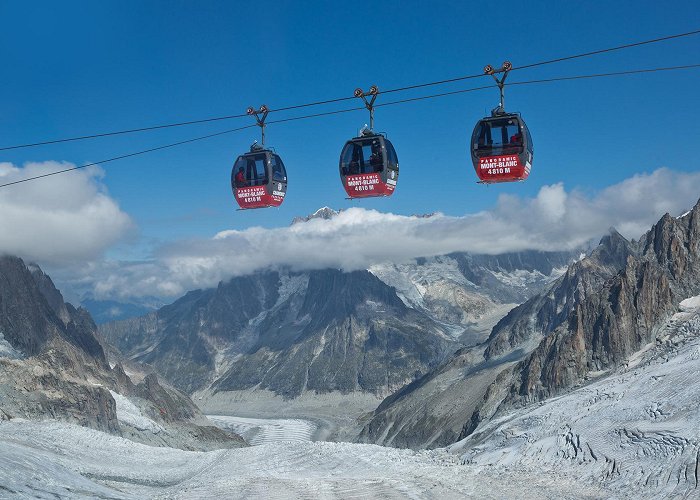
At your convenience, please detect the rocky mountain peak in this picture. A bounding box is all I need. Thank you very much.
[593,227,633,268]
[103,267,456,398]
[27,262,72,324]
[291,206,340,225]
[640,198,700,292]
[473,201,700,432]
[0,256,105,363]
[299,269,407,328]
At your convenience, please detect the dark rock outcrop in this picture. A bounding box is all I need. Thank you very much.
[485,230,632,359]
[499,209,696,407]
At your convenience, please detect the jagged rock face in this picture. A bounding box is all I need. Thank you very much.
[485,232,632,359]
[508,213,692,405]
[0,256,106,363]
[0,257,120,431]
[0,360,120,432]
[0,256,243,450]
[212,272,448,397]
[361,201,700,449]
[103,269,457,398]
[100,272,283,392]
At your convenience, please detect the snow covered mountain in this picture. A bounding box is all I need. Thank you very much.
[291,206,340,224]
[370,249,577,345]
[100,269,459,399]
[4,299,700,498]
[0,256,244,450]
[359,199,700,450]
[99,206,580,412]
[5,205,700,498]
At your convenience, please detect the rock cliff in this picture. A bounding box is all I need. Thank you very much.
[0,256,244,450]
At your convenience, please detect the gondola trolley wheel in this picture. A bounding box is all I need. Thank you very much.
[260,105,268,113]
[502,61,512,71]
[354,88,364,97]
[246,107,255,115]
[484,64,494,74]
[369,85,379,95]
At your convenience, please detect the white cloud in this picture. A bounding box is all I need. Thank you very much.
[0,162,133,264]
[56,167,700,301]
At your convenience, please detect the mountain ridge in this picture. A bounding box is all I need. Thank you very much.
[359,200,700,449]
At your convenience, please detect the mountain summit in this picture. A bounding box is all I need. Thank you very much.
[291,206,340,225]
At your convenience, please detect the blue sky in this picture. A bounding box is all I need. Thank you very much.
[1,1,699,299]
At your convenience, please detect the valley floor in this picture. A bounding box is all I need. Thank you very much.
[194,389,383,442]
[0,418,605,499]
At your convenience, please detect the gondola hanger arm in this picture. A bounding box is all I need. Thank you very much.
[484,62,512,113]
[247,105,269,146]
[354,85,379,130]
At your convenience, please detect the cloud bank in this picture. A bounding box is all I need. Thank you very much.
[0,162,133,264]
[59,167,700,301]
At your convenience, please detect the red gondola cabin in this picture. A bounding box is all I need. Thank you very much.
[339,131,399,198]
[471,111,533,183]
[231,145,288,209]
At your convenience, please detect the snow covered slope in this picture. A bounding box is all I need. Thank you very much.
[207,415,317,445]
[449,296,700,498]
[6,297,700,498]
[0,420,605,499]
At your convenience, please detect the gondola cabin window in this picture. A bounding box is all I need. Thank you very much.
[245,155,268,185]
[271,154,287,182]
[385,140,398,170]
[475,118,522,156]
[341,140,384,175]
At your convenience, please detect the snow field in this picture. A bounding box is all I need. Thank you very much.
[110,390,164,433]
[0,420,603,499]
[207,415,317,445]
[450,302,700,499]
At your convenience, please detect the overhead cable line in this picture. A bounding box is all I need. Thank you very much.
[0,108,371,187]
[0,113,250,152]
[267,106,365,125]
[2,62,699,189]
[376,63,700,107]
[0,124,256,188]
[380,28,700,95]
[512,29,700,71]
[1,28,698,152]
[509,63,700,85]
